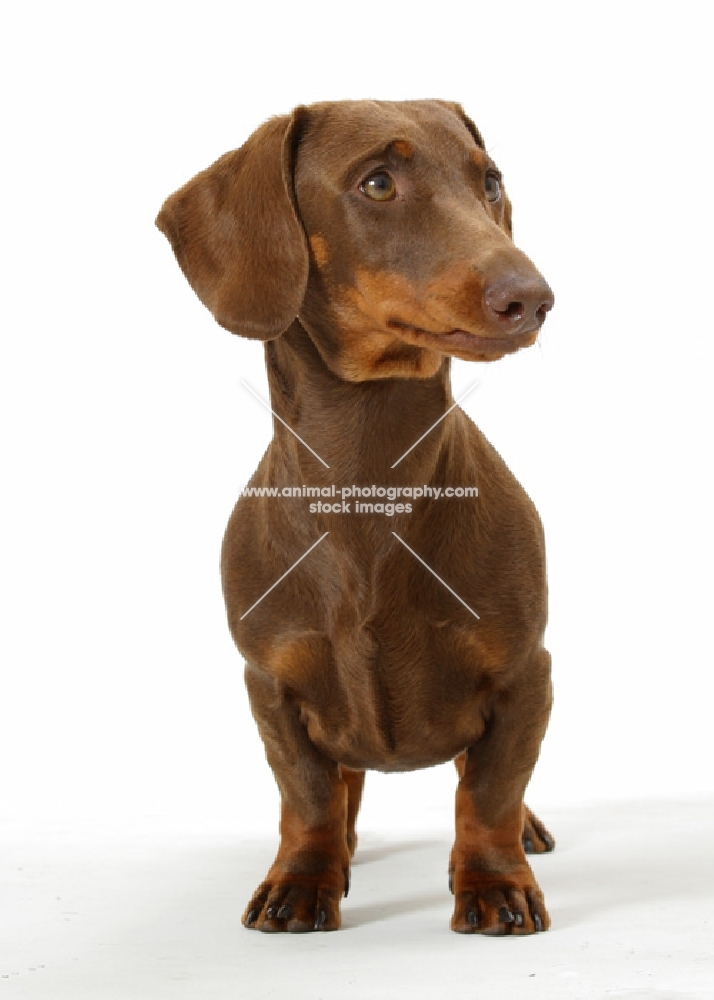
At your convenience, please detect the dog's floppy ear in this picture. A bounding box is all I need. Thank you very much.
[437,101,513,237]
[435,100,486,150]
[502,194,513,238]
[156,109,308,340]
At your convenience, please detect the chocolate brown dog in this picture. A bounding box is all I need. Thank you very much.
[157,99,555,935]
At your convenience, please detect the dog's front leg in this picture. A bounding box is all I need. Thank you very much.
[242,662,351,933]
[450,647,553,935]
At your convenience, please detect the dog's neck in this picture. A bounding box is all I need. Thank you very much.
[263,321,458,487]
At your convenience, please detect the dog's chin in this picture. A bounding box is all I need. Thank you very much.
[389,321,539,362]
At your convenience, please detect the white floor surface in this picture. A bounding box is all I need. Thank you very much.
[1,798,712,999]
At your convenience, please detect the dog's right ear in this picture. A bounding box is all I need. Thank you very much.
[156,109,309,340]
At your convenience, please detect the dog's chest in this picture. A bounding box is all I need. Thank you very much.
[287,605,503,771]
[235,515,535,771]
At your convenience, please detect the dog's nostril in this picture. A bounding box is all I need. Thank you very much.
[496,301,524,320]
[535,301,552,324]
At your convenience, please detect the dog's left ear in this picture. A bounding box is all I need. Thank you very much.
[156,109,309,340]
[435,101,486,150]
[502,194,513,238]
[437,101,513,238]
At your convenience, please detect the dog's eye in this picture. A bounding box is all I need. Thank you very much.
[485,173,502,203]
[361,171,396,202]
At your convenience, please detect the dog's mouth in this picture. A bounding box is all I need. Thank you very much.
[388,320,538,360]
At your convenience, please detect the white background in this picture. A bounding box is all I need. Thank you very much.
[1,2,713,997]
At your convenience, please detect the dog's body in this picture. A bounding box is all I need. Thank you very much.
[157,100,555,935]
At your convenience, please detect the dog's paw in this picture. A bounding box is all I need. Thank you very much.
[450,870,549,935]
[242,875,346,933]
[522,806,555,854]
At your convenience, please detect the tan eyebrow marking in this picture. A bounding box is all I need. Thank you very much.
[392,140,414,159]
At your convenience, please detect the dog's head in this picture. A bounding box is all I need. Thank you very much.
[157,100,553,382]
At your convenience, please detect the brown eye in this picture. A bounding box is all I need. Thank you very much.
[361,171,396,202]
[485,173,502,203]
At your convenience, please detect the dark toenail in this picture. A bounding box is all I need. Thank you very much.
[523,838,534,852]
[277,904,292,920]
[245,908,258,926]
[498,906,515,924]
[514,912,524,926]
[543,834,555,851]
[534,913,543,932]
[344,873,350,898]
[265,906,276,919]
[448,873,454,893]
[315,908,327,930]
[467,909,478,927]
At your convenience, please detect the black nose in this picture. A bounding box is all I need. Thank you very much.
[484,274,554,335]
